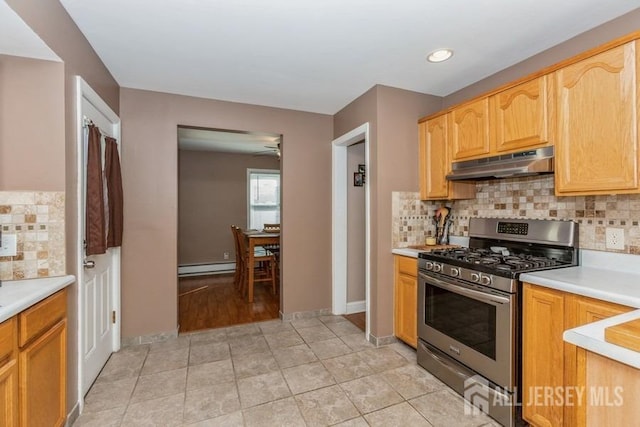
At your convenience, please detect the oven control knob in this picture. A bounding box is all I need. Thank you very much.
[433,263,443,273]
[470,273,480,283]
[450,267,460,277]
[480,274,492,286]
[424,262,434,271]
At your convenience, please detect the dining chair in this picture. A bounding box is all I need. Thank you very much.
[263,223,280,233]
[234,226,277,296]
[230,225,244,290]
[261,223,280,258]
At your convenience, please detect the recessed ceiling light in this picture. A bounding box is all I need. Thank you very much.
[427,49,453,63]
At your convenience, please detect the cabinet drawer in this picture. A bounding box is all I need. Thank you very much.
[0,317,16,363]
[19,289,67,348]
[396,256,417,277]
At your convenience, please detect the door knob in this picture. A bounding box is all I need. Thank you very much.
[83,259,95,269]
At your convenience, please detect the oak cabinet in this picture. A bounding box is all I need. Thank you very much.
[584,347,640,425]
[555,41,640,195]
[450,98,490,160]
[394,255,418,348]
[0,318,18,427]
[522,284,565,427]
[490,75,554,153]
[419,115,476,200]
[18,289,67,427]
[522,283,633,427]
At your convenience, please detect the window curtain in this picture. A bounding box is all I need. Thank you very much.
[105,136,123,247]
[85,124,106,255]
[85,124,124,255]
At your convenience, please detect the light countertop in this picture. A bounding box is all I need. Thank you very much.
[563,310,640,369]
[0,275,75,323]
[521,250,640,369]
[520,266,640,309]
[392,247,423,258]
[392,236,469,258]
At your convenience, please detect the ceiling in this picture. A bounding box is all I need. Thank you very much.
[178,127,281,155]
[56,0,640,115]
[0,1,59,61]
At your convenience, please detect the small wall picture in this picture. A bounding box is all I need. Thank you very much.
[358,164,366,174]
[354,172,364,187]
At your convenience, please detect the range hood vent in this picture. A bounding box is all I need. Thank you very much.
[446,146,554,181]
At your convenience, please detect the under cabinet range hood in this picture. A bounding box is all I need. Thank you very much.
[446,146,554,181]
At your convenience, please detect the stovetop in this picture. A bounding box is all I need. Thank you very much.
[419,247,572,278]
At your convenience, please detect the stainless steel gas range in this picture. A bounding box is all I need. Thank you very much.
[417,217,579,427]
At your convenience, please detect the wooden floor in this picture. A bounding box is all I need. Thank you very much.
[178,273,279,333]
[343,312,365,331]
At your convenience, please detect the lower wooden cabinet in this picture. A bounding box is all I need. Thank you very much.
[0,317,18,427]
[0,289,67,427]
[394,255,418,348]
[19,320,66,427]
[523,283,633,427]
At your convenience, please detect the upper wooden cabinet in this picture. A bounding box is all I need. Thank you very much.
[420,114,449,199]
[555,41,640,195]
[450,98,490,160]
[490,75,554,153]
[419,115,476,200]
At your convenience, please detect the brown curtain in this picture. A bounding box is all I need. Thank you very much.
[85,125,107,255]
[105,137,123,247]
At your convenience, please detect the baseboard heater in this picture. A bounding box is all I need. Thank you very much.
[178,262,235,277]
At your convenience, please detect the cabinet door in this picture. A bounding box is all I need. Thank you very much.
[19,320,66,427]
[394,256,417,348]
[564,295,633,426]
[555,41,640,195]
[523,283,565,427]
[450,98,490,160]
[420,115,449,199]
[490,75,553,153]
[0,317,17,427]
[0,359,18,427]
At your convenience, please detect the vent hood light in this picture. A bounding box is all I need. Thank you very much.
[427,49,453,63]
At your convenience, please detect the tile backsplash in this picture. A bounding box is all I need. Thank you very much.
[392,175,640,254]
[0,192,65,280]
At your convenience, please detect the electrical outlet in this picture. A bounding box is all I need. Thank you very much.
[223,251,230,260]
[606,227,625,250]
[0,233,17,257]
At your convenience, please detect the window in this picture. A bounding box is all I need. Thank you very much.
[247,169,280,230]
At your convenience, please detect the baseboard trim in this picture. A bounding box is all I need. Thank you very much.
[121,327,179,348]
[178,262,235,277]
[368,333,398,347]
[346,300,365,314]
[65,402,80,427]
[280,308,332,322]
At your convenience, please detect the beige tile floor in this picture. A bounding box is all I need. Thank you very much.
[73,315,501,426]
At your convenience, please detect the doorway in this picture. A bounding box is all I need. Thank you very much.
[176,126,282,332]
[75,77,122,402]
[331,123,371,340]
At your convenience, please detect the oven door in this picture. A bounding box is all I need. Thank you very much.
[418,271,515,389]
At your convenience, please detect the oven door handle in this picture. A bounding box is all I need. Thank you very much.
[419,272,510,305]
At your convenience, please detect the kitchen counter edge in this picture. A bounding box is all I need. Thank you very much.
[392,248,422,258]
[521,266,640,370]
[0,275,75,323]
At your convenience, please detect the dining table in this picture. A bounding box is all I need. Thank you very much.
[243,230,280,303]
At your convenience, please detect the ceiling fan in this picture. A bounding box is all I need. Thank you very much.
[252,142,281,158]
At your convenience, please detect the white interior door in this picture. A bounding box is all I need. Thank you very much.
[76,77,121,400]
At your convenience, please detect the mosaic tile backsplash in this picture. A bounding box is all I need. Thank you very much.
[392,174,640,254]
[0,192,65,280]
